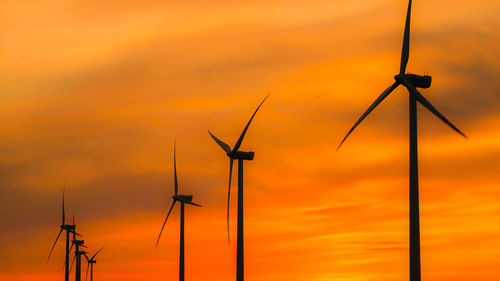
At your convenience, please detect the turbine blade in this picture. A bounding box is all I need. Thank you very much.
[47,228,63,263]
[83,253,90,262]
[403,82,467,138]
[174,140,178,195]
[61,258,66,272]
[155,200,176,248]
[185,201,202,207]
[227,158,234,243]
[62,185,65,225]
[85,261,90,281]
[400,0,412,74]
[208,131,231,153]
[338,82,399,150]
[70,254,76,273]
[232,93,270,152]
[61,256,67,272]
[91,247,104,260]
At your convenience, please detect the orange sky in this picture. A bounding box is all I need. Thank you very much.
[1,0,499,280]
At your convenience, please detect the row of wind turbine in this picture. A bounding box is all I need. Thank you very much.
[155,94,270,281]
[48,2,467,281]
[48,188,103,281]
[157,1,466,281]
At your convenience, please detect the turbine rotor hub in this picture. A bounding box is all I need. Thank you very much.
[394,73,405,82]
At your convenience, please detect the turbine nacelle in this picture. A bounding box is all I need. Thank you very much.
[173,194,193,203]
[62,224,76,231]
[74,240,85,246]
[394,73,432,88]
[227,151,255,160]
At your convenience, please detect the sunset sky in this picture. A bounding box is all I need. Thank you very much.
[1,0,499,280]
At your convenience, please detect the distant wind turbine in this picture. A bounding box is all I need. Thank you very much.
[47,187,80,281]
[337,1,466,280]
[75,248,87,281]
[69,215,87,281]
[208,94,269,281]
[84,247,104,281]
[156,141,202,281]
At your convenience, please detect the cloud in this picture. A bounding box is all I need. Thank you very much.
[1,1,500,280]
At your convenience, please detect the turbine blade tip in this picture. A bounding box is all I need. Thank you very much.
[337,138,348,151]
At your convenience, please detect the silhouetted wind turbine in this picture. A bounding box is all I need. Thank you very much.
[69,216,87,281]
[47,187,80,281]
[337,1,466,280]
[84,247,104,281]
[156,141,201,281]
[75,248,87,281]
[209,94,269,281]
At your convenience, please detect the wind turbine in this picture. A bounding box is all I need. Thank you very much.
[75,247,87,281]
[47,187,80,281]
[208,94,269,281]
[69,216,87,281]
[84,247,104,281]
[337,1,466,280]
[156,141,202,281]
